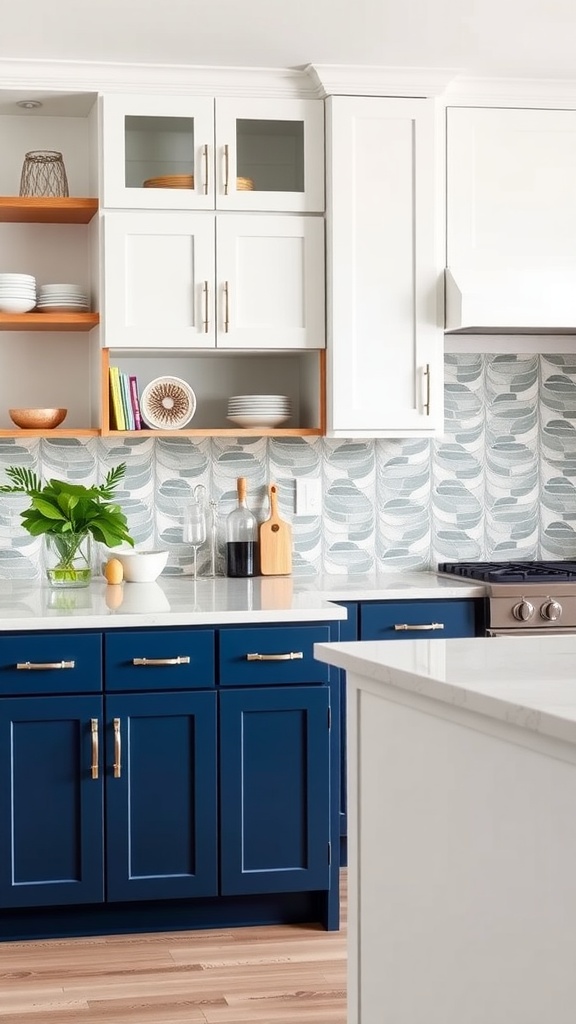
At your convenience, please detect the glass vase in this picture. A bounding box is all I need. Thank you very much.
[44,532,92,588]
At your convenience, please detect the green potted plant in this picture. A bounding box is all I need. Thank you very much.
[0,462,134,587]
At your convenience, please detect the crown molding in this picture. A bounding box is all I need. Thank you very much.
[306,64,461,98]
[443,74,576,107]
[0,58,319,99]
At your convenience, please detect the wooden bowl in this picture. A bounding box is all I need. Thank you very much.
[9,407,67,429]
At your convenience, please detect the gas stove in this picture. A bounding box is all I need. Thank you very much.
[439,561,576,634]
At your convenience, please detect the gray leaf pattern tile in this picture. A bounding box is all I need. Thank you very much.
[2,354,576,579]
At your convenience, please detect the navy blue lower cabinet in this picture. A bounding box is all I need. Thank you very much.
[0,695,104,909]
[360,598,482,640]
[105,691,218,902]
[219,686,331,896]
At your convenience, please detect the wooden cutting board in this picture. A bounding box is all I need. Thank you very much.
[259,484,292,576]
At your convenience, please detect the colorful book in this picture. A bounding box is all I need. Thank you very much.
[108,366,125,431]
[129,375,143,430]
[119,371,135,431]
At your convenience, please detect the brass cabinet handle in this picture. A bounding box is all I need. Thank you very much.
[113,717,121,779]
[223,281,230,332]
[132,656,191,666]
[16,660,75,670]
[394,623,444,631]
[246,651,304,661]
[424,363,431,416]
[202,280,209,332]
[90,718,99,780]
[202,143,209,195]
[223,143,230,195]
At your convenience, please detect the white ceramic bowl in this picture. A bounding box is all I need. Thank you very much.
[114,549,169,583]
[0,297,37,313]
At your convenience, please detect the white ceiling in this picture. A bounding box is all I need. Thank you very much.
[1,0,575,82]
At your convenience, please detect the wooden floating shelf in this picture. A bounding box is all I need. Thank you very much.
[0,428,99,438]
[102,427,323,438]
[0,196,98,224]
[0,313,99,332]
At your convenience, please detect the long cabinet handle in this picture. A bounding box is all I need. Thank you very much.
[90,718,99,780]
[202,143,209,195]
[202,280,209,332]
[16,660,75,670]
[246,651,304,661]
[393,623,444,632]
[223,143,230,195]
[223,281,230,332]
[132,656,191,666]
[113,718,121,779]
[423,363,431,416]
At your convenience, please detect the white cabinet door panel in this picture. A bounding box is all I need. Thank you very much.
[216,215,325,349]
[447,107,576,271]
[103,212,216,348]
[327,96,443,436]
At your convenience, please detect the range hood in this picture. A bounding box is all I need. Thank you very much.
[444,268,576,334]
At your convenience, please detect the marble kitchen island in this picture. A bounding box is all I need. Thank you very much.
[314,635,576,1024]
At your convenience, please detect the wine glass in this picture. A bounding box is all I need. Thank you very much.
[184,500,207,580]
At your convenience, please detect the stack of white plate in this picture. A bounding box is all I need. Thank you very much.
[37,283,90,313]
[0,273,36,313]
[227,394,292,429]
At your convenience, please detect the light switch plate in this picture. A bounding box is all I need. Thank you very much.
[295,478,322,516]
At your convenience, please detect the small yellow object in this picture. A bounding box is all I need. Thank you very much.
[104,558,124,585]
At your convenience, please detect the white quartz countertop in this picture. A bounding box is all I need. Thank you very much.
[314,635,576,747]
[0,571,485,631]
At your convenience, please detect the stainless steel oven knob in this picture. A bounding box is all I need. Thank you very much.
[540,599,562,621]
[512,599,535,621]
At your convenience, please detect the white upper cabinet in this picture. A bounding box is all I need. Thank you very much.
[103,211,324,350]
[101,94,324,212]
[446,106,576,331]
[326,96,444,436]
[447,106,576,271]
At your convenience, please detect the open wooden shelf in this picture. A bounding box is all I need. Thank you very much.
[101,426,323,438]
[0,313,99,332]
[0,428,99,438]
[0,196,98,224]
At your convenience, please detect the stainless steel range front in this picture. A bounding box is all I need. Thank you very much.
[439,561,576,636]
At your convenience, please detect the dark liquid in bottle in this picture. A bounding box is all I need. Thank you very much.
[226,541,258,577]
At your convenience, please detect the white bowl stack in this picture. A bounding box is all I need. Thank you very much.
[227,394,292,429]
[37,283,90,312]
[0,273,36,313]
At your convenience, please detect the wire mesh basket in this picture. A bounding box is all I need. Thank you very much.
[19,150,69,197]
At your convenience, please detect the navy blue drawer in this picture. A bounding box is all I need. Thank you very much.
[219,625,331,686]
[360,599,480,640]
[105,630,215,691]
[0,633,102,695]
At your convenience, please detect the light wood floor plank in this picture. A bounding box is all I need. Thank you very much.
[0,872,347,1024]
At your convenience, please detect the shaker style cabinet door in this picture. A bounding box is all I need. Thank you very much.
[103,211,216,348]
[219,685,331,896]
[0,695,104,909]
[105,691,218,902]
[100,93,215,210]
[215,215,325,349]
[326,96,444,436]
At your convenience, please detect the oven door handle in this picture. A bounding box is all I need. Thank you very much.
[487,627,576,636]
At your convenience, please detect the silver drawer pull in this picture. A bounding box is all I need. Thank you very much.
[132,656,191,666]
[394,623,444,632]
[16,659,75,670]
[246,651,304,662]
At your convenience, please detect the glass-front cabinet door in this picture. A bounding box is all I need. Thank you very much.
[101,95,215,210]
[100,94,324,212]
[214,98,324,212]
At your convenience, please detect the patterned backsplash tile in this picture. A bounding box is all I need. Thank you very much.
[2,353,576,579]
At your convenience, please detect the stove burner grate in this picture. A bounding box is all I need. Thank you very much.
[438,561,576,583]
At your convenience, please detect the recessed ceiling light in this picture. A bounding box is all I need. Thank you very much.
[16,100,43,109]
